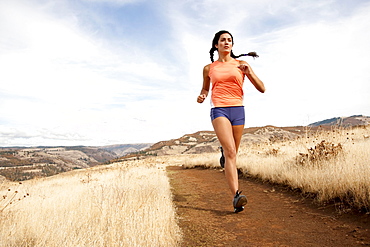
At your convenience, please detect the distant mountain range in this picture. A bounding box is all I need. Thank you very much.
[120,115,370,160]
[98,143,153,157]
[0,144,152,181]
[308,115,370,127]
[1,115,368,181]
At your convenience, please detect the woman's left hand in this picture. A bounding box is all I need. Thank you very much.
[238,63,250,75]
[239,62,266,93]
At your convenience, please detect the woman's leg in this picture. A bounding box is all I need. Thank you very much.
[232,124,244,154]
[212,117,244,195]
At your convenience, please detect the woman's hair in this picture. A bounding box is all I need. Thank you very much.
[209,30,259,62]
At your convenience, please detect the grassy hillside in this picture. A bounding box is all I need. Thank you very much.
[0,159,182,246]
[1,125,369,246]
[0,144,153,181]
[183,125,370,211]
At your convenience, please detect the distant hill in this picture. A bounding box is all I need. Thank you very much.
[118,126,310,160]
[2,114,368,181]
[0,143,152,181]
[119,115,370,160]
[309,115,370,127]
[99,143,152,157]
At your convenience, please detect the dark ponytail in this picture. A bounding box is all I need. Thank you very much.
[209,47,217,62]
[231,51,259,59]
[210,30,259,62]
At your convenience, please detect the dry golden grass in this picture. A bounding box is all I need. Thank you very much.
[1,125,369,246]
[0,159,181,247]
[183,126,370,210]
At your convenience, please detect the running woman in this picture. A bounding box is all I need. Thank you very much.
[197,30,265,213]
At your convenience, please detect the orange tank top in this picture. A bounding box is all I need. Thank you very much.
[209,59,245,107]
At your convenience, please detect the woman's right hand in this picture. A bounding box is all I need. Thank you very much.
[197,94,206,103]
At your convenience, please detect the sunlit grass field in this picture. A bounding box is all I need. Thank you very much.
[1,159,182,247]
[184,126,370,210]
[1,126,369,246]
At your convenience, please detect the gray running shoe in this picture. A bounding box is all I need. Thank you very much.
[233,190,247,213]
[219,146,225,168]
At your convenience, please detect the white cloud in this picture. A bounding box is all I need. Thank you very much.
[248,3,370,126]
[81,0,144,5]
[0,0,181,146]
[1,0,370,146]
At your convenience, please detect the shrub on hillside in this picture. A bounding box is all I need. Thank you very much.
[296,140,343,166]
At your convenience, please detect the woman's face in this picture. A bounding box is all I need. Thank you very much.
[215,33,233,53]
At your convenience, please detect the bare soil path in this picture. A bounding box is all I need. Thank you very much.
[167,166,370,247]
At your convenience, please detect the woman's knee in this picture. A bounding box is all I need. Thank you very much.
[223,146,237,159]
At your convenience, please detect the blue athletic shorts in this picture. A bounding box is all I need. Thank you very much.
[210,106,245,126]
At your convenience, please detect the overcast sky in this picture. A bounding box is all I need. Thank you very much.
[1,0,370,147]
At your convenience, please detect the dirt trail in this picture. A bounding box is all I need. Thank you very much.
[167,166,370,247]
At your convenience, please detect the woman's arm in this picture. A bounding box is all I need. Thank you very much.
[239,62,265,93]
[197,64,211,103]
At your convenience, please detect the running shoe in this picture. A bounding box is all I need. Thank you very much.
[219,146,225,168]
[234,206,244,213]
[233,190,247,213]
